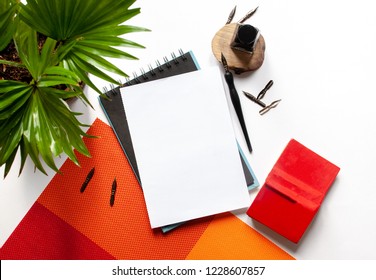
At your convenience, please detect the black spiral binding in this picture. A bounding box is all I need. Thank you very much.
[103,49,188,98]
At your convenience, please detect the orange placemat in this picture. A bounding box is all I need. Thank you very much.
[1,118,293,260]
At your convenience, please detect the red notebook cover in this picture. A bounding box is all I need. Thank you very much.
[247,139,340,243]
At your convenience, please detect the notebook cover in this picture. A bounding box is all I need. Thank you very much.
[247,139,340,243]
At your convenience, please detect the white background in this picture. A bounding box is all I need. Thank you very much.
[1,0,376,260]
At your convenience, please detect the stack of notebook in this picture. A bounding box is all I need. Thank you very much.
[99,50,258,230]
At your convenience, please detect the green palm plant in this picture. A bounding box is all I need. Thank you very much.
[0,0,148,177]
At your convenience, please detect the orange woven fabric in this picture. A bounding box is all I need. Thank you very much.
[2,118,294,260]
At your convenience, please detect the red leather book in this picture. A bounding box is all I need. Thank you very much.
[247,139,340,243]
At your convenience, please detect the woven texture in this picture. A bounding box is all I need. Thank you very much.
[0,118,293,260]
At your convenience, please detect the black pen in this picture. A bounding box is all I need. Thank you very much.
[221,53,253,153]
[110,178,117,207]
[80,167,95,193]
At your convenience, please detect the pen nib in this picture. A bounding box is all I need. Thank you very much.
[226,5,237,24]
[110,178,117,207]
[238,6,259,23]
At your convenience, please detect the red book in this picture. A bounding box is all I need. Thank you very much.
[247,139,340,243]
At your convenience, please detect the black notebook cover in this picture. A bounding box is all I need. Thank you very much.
[99,50,257,189]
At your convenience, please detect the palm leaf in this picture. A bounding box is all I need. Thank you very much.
[20,0,139,40]
[44,65,80,79]
[82,8,141,35]
[0,82,90,177]
[45,87,82,100]
[0,59,25,68]
[0,87,32,119]
[1,0,148,177]
[68,53,124,85]
[63,58,102,93]
[71,49,128,77]
[37,77,79,88]
[38,38,59,77]
[0,55,88,177]
[3,148,18,178]
[19,0,148,93]
[82,25,150,37]
[0,109,24,165]
[78,37,145,48]
[13,22,40,80]
[73,43,139,59]
[0,80,29,93]
[0,0,19,51]
[31,88,86,171]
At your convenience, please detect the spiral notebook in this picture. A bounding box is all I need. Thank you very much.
[99,50,258,192]
[121,66,254,228]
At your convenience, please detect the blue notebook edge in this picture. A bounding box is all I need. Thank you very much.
[237,141,259,191]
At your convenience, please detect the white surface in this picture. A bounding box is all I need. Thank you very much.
[121,67,250,228]
[1,0,376,259]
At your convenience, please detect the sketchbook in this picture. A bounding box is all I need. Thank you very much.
[99,50,258,190]
[120,66,251,228]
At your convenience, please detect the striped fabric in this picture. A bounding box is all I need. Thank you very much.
[0,118,293,260]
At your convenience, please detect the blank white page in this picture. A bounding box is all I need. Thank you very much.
[121,67,250,228]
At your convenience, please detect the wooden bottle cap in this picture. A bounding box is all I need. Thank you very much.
[212,23,266,74]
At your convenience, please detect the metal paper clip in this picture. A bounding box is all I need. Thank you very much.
[243,80,281,115]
